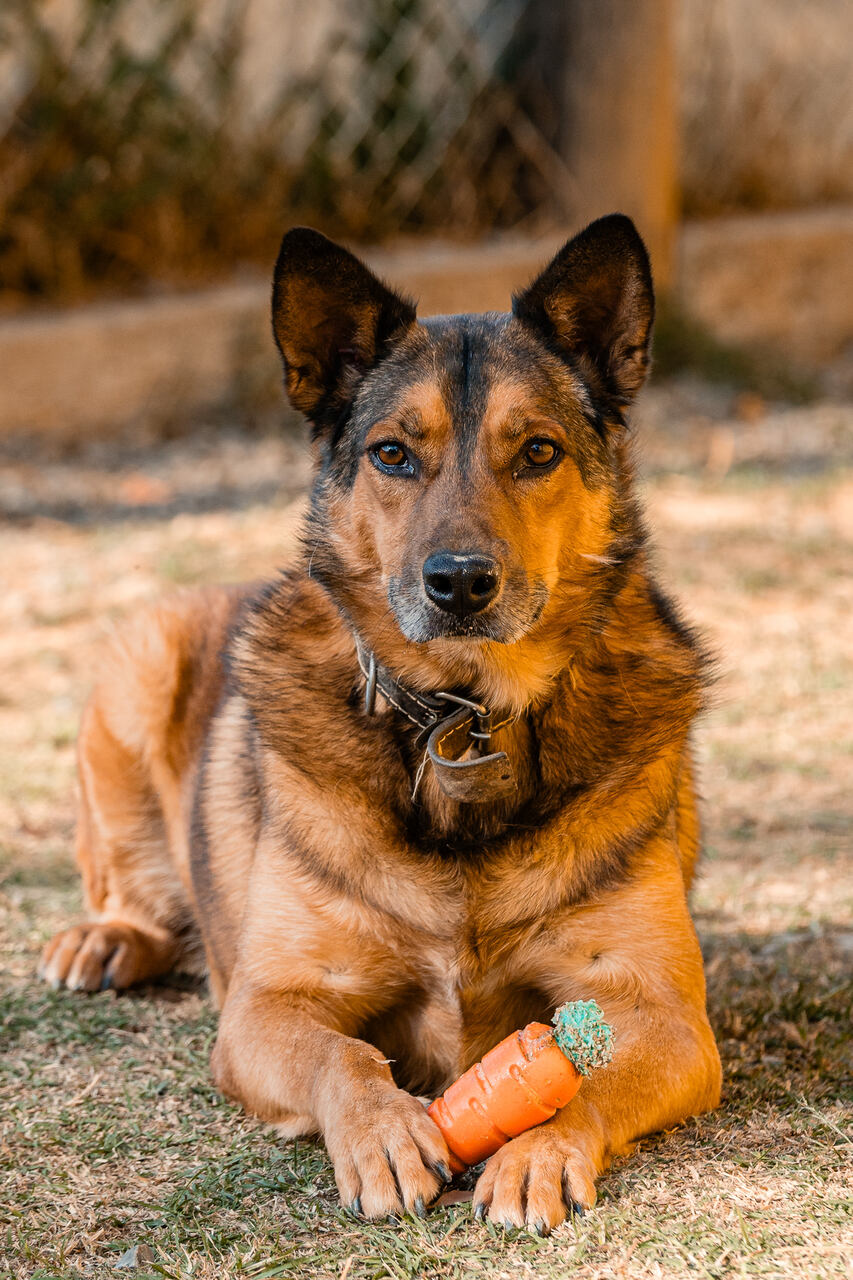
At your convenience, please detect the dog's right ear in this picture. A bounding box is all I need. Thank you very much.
[272,228,417,428]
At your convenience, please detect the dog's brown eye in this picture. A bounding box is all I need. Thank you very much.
[369,440,416,477]
[524,440,559,468]
[376,442,407,467]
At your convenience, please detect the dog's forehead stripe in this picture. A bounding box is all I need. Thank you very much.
[418,314,597,440]
[358,315,506,447]
[434,318,495,451]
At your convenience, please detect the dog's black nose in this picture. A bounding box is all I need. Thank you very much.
[422,552,502,616]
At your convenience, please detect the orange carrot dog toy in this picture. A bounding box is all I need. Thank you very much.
[428,1001,614,1172]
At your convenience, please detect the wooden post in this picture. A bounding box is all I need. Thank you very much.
[555,0,679,289]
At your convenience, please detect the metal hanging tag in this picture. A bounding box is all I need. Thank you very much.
[364,652,378,716]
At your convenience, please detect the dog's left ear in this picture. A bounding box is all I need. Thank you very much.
[513,214,654,412]
[272,227,417,425]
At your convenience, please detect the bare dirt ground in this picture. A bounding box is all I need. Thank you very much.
[1,379,851,1279]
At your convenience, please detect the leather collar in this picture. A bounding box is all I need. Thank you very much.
[354,638,517,804]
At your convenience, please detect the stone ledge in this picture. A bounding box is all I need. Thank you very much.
[2,210,850,439]
[678,207,853,365]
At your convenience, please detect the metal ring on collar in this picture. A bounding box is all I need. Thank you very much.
[434,691,489,717]
[435,691,491,742]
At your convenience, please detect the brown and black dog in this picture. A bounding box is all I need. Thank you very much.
[40,214,721,1232]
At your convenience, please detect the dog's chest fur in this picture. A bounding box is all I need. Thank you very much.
[360,906,557,1094]
[191,564,704,1091]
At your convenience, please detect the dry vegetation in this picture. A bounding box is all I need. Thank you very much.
[1,381,851,1278]
[679,0,853,214]
[0,0,559,307]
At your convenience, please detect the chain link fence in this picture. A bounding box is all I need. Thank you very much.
[1,0,851,300]
[0,0,571,300]
[275,0,574,233]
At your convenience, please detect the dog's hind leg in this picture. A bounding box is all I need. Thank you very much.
[675,748,702,891]
[40,587,243,992]
[40,920,178,993]
[40,696,190,991]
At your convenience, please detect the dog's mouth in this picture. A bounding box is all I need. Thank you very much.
[387,573,549,645]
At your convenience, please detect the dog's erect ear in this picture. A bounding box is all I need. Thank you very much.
[272,228,416,424]
[513,214,654,411]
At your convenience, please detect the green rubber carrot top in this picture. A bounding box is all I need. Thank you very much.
[551,999,614,1075]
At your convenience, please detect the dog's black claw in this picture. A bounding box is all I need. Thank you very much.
[100,971,113,992]
[414,1196,426,1218]
[534,1218,550,1237]
[571,1201,586,1218]
[349,1197,362,1218]
[473,1202,486,1221]
[437,1161,452,1185]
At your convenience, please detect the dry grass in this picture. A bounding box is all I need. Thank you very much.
[679,0,853,213]
[1,382,851,1278]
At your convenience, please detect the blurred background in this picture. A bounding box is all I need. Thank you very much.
[1,0,852,292]
[1,5,851,1276]
[2,0,853,441]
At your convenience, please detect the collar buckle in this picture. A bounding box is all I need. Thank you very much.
[434,691,492,745]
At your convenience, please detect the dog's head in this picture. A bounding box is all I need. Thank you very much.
[272,216,653,705]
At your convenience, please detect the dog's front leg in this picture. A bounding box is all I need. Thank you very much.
[473,859,722,1232]
[472,1000,720,1231]
[211,983,452,1218]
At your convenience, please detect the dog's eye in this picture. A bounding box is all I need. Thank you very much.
[370,441,414,474]
[377,443,406,466]
[522,439,560,469]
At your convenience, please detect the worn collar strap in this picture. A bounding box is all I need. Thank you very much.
[354,638,517,804]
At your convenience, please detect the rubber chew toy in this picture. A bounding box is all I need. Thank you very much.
[428,1000,613,1172]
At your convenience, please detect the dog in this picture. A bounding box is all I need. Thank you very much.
[40,214,721,1232]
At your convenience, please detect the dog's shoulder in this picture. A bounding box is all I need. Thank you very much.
[231,570,354,697]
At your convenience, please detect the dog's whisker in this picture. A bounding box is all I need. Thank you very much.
[578,552,621,565]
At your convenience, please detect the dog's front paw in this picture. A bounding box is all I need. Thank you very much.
[472,1126,597,1234]
[324,1084,451,1220]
